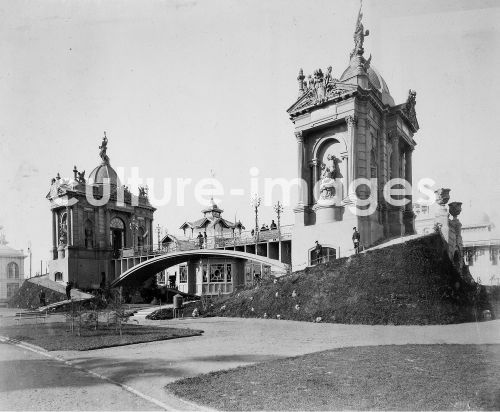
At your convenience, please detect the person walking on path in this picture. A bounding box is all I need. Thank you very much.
[352,227,361,254]
[65,281,72,300]
[39,289,46,307]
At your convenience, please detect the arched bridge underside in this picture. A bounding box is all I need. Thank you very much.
[110,249,288,288]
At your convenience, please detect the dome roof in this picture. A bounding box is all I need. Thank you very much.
[88,161,120,186]
[339,60,395,106]
[0,243,25,257]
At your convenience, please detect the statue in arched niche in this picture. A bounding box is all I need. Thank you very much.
[319,155,343,201]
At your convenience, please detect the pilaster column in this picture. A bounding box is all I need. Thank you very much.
[346,115,357,192]
[105,209,111,248]
[66,206,72,247]
[295,130,305,206]
[94,208,99,248]
[405,147,413,209]
[310,159,320,204]
[52,210,57,251]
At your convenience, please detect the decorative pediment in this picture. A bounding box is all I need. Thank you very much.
[288,81,356,116]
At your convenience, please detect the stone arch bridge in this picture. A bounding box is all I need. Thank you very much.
[110,249,288,295]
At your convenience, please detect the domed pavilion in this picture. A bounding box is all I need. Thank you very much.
[46,134,156,289]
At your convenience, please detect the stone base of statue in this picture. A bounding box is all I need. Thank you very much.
[57,243,66,259]
[312,202,344,224]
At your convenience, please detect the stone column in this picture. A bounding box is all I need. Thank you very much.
[66,206,72,247]
[94,208,99,248]
[105,209,111,248]
[346,115,357,192]
[434,188,451,241]
[310,159,320,204]
[295,131,305,206]
[52,210,57,257]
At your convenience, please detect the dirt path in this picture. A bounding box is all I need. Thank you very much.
[49,317,500,409]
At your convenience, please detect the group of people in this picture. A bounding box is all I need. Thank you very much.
[313,227,362,265]
[37,281,72,308]
[251,220,278,236]
[197,231,208,249]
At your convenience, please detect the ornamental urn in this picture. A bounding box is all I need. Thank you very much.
[435,188,451,206]
[448,202,463,219]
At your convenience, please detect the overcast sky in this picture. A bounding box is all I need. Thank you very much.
[0,0,499,274]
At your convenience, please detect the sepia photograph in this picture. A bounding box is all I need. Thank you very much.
[0,0,499,410]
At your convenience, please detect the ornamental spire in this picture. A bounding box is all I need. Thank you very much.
[350,0,369,59]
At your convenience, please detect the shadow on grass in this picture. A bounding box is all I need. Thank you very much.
[0,354,188,393]
[69,352,280,385]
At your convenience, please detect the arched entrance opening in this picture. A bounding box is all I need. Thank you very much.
[110,217,125,258]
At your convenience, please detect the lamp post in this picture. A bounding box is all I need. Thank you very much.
[274,201,283,239]
[251,194,261,254]
[130,217,139,252]
[156,224,162,250]
[274,201,283,263]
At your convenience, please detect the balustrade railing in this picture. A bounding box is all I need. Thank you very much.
[117,224,293,258]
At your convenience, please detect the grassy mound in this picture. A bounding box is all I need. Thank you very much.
[9,278,68,309]
[198,234,490,325]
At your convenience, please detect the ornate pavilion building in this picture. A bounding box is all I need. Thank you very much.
[179,198,245,247]
[46,135,156,289]
[288,6,419,269]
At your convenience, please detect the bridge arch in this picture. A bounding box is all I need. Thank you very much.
[111,249,288,288]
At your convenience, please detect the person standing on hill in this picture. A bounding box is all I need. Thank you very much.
[66,281,72,300]
[39,289,46,307]
[352,227,361,254]
[314,240,323,264]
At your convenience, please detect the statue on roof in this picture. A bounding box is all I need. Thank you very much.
[351,1,369,58]
[0,226,7,246]
[99,132,109,163]
[77,170,86,183]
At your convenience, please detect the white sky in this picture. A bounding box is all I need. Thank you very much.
[0,0,499,274]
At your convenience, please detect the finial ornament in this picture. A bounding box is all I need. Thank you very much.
[297,68,305,97]
[99,132,109,164]
[351,0,369,58]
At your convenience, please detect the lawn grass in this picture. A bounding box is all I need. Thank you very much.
[167,344,500,411]
[0,322,203,351]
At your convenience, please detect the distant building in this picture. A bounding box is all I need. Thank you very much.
[414,203,500,285]
[46,134,156,289]
[0,229,26,306]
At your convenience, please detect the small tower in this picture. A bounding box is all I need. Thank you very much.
[286,5,419,269]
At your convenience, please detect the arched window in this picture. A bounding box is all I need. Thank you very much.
[84,220,94,249]
[110,217,126,255]
[400,151,406,180]
[370,149,378,179]
[110,217,125,230]
[137,227,145,248]
[308,246,337,266]
[54,272,63,281]
[8,262,19,279]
